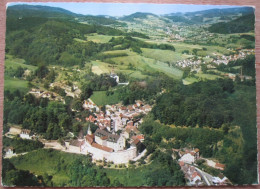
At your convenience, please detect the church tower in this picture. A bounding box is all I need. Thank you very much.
[87,125,92,135]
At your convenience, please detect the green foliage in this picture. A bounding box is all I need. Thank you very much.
[2,159,40,186]
[3,136,44,153]
[140,117,224,157]
[109,36,175,52]
[152,79,235,128]
[208,13,255,34]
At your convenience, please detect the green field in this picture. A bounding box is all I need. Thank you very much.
[4,77,29,92]
[85,34,118,43]
[5,55,37,71]
[90,90,121,106]
[182,77,199,85]
[141,48,192,63]
[9,148,165,187]
[9,149,83,186]
[104,161,162,186]
[91,60,111,75]
[148,61,183,79]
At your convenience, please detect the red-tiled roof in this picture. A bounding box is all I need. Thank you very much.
[216,163,225,169]
[179,161,185,167]
[86,134,94,144]
[92,142,113,152]
[136,135,144,140]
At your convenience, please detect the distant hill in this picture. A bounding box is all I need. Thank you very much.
[79,15,126,26]
[208,13,255,34]
[120,12,159,21]
[165,7,254,25]
[7,4,81,19]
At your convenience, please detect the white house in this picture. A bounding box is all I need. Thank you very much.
[179,153,195,164]
[20,129,32,139]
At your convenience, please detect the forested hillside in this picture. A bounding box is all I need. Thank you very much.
[208,13,255,34]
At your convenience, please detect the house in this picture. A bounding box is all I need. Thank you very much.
[110,73,119,83]
[5,147,15,156]
[179,153,195,164]
[178,148,199,164]
[215,163,225,170]
[191,172,202,185]
[86,115,96,123]
[20,129,32,139]
[212,173,228,185]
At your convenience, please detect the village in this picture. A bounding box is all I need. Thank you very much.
[3,66,234,186]
[4,94,232,186]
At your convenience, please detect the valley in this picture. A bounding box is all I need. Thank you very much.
[2,3,257,187]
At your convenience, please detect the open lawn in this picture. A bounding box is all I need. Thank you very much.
[4,77,29,93]
[90,90,121,106]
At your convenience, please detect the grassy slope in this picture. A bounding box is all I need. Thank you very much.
[9,149,84,186]
[4,77,29,92]
[141,48,192,62]
[90,90,121,106]
[5,55,37,71]
[4,55,36,92]
[104,161,162,186]
[10,148,162,187]
[85,34,119,43]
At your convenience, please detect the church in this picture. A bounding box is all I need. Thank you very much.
[85,126,126,152]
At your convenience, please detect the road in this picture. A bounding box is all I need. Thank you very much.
[196,167,214,186]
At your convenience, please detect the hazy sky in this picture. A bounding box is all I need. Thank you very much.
[7,2,243,17]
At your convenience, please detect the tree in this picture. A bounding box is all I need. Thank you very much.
[80,85,93,101]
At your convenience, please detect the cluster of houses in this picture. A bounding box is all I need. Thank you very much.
[212,49,254,65]
[173,148,229,186]
[29,88,63,102]
[49,82,81,98]
[84,99,151,132]
[176,57,204,71]
[179,161,203,186]
[82,100,150,154]
[4,128,33,158]
[175,49,254,74]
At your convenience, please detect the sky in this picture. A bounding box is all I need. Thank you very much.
[7,2,243,17]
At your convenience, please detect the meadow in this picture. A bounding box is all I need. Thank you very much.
[90,90,121,106]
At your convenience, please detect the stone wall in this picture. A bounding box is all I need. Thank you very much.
[82,142,137,164]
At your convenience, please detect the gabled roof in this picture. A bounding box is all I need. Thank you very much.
[92,142,113,152]
[69,140,83,147]
[94,128,120,143]
[21,129,31,135]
